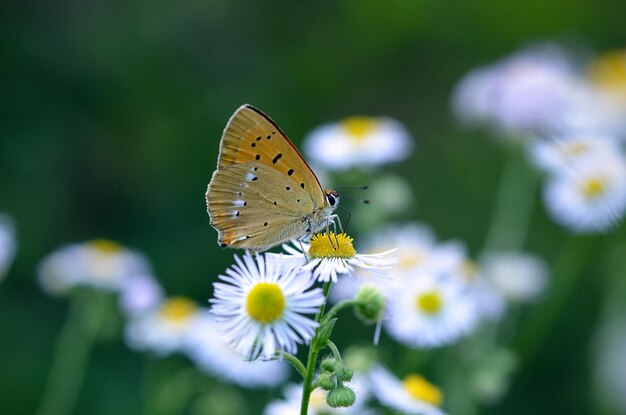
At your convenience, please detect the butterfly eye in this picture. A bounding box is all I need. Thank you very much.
[327,194,336,206]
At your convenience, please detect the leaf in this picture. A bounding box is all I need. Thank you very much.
[314,318,337,352]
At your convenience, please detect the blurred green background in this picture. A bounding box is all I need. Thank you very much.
[2,0,626,414]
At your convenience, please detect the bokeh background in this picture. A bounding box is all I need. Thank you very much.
[2,1,626,414]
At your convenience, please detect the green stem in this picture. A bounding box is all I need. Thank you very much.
[152,364,197,415]
[326,340,342,364]
[278,351,307,378]
[36,290,110,415]
[300,281,332,415]
[512,236,596,362]
[484,148,538,251]
[321,300,359,325]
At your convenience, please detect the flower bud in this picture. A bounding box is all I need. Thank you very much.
[321,356,337,373]
[338,367,354,382]
[354,284,386,324]
[317,373,335,391]
[326,385,356,408]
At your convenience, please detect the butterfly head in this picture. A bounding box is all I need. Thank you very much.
[324,189,340,211]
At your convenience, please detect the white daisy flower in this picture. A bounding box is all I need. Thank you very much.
[119,274,164,316]
[543,152,626,233]
[479,250,549,303]
[385,271,478,348]
[450,259,506,322]
[368,365,447,415]
[303,116,413,170]
[451,65,503,127]
[0,214,17,281]
[567,49,626,137]
[452,42,582,135]
[185,311,289,388]
[125,296,199,356]
[210,252,324,360]
[278,232,396,284]
[264,378,374,415]
[38,239,151,295]
[529,134,623,174]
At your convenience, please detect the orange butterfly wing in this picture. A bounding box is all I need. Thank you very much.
[216,104,325,208]
[206,104,328,250]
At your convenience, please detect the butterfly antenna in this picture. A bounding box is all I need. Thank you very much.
[341,193,371,204]
[334,185,369,190]
[337,205,352,234]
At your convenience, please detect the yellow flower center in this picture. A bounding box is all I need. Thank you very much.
[416,291,442,315]
[245,283,285,323]
[588,50,626,93]
[160,297,197,324]
[89,239,123,254]
[309,232,356,259]
[340,116,378,140]
[403,374,443,406]
[398,250,423,269]
[561,140,590,158]
[580,178,606,199]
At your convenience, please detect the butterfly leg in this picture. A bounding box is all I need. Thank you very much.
[324,214,343,248]
[298,239,310,262]
[324,221,338,250]
[327,214,344,233]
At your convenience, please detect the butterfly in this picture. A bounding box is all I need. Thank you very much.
[206,104,339,251]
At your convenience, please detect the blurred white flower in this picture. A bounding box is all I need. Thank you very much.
[529,134,623,174]
[125,296,199,356]
[543,152,626,233]
[452,43,583,135]
[278,232,396,284]
[588,50,626,100]
[119,274,164,316]
[185,311,289,388]
[452,65,503,127]
[450,260,506,321]
[38,240,151,295]
[332,224,465,302]
[479,251,549,303]
[303,116,413,170]
[0,214,17,281]
[368,365,446,415]
[264,378,373,415]
[210,252,324,360]
[385,271,478,348]
[565,49,626,137]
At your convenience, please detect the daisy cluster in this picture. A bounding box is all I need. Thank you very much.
[37,240,290,389]
[333,224,547,349]
[452,43,626,233]
[209,232,396,360]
